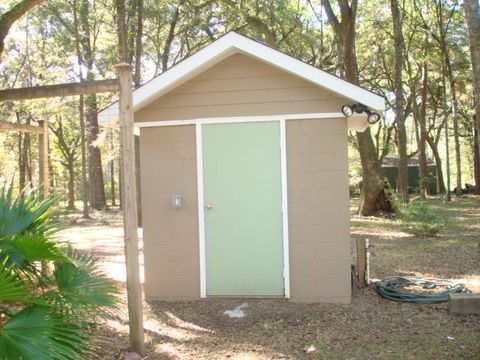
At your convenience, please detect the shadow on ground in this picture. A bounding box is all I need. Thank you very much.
[59,197,480,359]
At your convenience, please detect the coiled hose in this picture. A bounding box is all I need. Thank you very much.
[375,276,469,304]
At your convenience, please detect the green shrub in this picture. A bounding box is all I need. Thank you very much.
[400,201,444,237]
[0,184,117,360]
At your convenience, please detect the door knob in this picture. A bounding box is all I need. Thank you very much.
[206,204,213,210]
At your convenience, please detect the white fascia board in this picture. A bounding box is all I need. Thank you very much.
[98,32,385,124]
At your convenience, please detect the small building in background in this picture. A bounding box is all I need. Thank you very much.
[382,155,437,194]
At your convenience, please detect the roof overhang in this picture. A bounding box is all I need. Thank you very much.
[98,32,385,129]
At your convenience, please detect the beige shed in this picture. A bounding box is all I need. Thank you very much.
[99,32,385,303]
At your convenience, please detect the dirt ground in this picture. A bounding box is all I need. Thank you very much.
[59,196,480,360]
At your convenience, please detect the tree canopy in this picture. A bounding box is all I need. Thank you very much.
[0,0,478,213]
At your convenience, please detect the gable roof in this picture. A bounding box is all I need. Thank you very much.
[98,32,385,124]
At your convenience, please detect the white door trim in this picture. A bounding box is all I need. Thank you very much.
[196,119,290,298]
[195,123,207,298]
[135,112,345,128]
[279,118,290,298]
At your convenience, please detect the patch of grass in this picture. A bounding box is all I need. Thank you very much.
[351,196,480,281]
[400,201,446,237]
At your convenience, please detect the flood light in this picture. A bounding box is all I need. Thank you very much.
[366,110,381,124]
[341,105,354,117]
[355,103,367,114]
[341,103,381,125]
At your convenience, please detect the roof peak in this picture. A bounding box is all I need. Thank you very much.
[99,31,385,124]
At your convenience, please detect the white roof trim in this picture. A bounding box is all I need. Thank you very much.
[98,32,385,124]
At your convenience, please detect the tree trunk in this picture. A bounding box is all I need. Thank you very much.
[110,158,116,206]
[464,0,480,163]
[79,95,90,218]
[21,118,31,190]
[133,2,144,223]
[426,135,447,194]
[15,112,32,192]
[85,94,106,209]
[80,0,105,210]
[435,1,457,198]
[441,76,452,200]
[133,0,144,88]
[110,132,116,207]
[417,62,429,197]
[473,124,480,194]
[357,129,394,214]
[162,1,183,72]
[390,0,408,203]
[73,1,89,218]
[443,44,462,195]
[18,132,24,193]
[67,159,76,210]
[321,0,393,216]
[16,113,26,192]
[118,157,123,210]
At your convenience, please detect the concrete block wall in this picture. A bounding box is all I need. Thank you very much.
[286,118,351,303]
[140,125,200,300]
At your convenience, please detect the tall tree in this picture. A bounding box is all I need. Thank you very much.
[161,1,184,72]
[417,61,429,196]
[133,0,144,88]
[464,0,480,166]
[390,0,408,203]
[321,0,393,215]
[435,1,462,196]
[50,115,80,210]
[16,111,32,192]
[72,1,90,218]
[425,89,447,194]
[78,0,106,209]
[473,124,480,193]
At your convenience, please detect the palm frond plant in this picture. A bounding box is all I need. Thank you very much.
[0,184,118,360]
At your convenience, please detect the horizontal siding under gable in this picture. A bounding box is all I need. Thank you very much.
[135,53,349,122]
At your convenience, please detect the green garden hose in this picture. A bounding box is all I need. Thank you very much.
[375,276,469,304]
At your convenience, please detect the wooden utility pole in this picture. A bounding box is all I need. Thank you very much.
[117,62,145,356]
[115,0,145,352]
[38,120,49,199]
[0,1,145,353]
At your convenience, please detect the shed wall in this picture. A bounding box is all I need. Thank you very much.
[138,51,351,302]
[135,53,348,122]
[286,118,351,303]
[140,125,199,300]
[139,119,351,303]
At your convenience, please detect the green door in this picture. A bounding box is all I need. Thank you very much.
[202,121,284,296]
